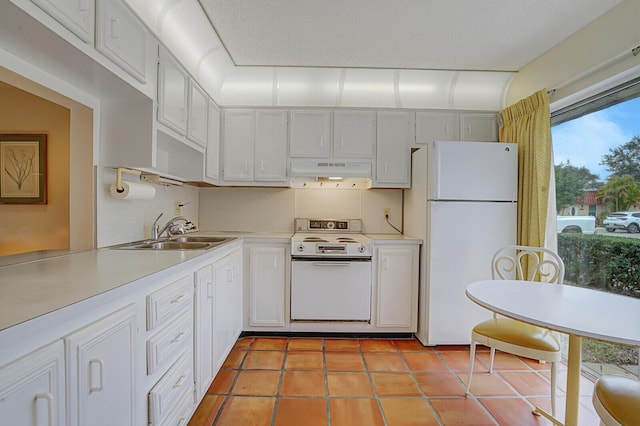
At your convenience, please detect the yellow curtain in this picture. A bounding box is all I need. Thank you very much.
[499,89,552,249]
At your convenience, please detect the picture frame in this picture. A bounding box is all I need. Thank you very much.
[0,134,47,204]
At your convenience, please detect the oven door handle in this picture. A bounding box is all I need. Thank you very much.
[311,262,351,267]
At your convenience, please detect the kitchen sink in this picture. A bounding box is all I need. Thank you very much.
[113,236,236,251]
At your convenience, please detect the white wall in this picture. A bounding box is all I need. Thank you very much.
[507,0,640,108]
[96,166,199,247]
[198,187,403,234]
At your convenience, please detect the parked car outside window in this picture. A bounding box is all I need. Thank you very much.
[603,212,640,233]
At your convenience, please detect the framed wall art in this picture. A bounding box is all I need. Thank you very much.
[0,134,47,204]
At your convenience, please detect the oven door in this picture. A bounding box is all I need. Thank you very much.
[291,258,372,321]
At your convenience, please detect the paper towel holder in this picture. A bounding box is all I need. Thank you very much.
[114,167,142,193]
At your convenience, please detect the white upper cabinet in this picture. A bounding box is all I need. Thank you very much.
[206,102,221,181]
[157,47,188,135]
[32,0,95,43]
[187,81,208,147]
[289,110,332,158]
[223,109,255,181]
[374,111,413,188]
[333,110,376,159]
[415,111,458,145]
[95,0,147,83]
[459,112,498,142]
[255,110,288,181]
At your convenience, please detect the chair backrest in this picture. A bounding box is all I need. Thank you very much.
[492,245,565,284]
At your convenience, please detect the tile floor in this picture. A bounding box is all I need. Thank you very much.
[188,336,601,426]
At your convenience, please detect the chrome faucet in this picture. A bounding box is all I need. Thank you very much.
[151,214,195,240]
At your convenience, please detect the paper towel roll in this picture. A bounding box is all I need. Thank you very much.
[110,181,156,200]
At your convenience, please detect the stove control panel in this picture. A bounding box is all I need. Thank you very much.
[295,218,362,233]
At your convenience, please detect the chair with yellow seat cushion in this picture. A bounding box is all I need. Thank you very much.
[592,375,640,426]
[465,245,564,417]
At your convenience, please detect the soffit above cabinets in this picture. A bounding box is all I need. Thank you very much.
[123,0,623,109]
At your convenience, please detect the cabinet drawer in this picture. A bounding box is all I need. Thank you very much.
[159,386,194,426]
[148,350,193,425]
[147,311,192,375]
[147,275,193,331]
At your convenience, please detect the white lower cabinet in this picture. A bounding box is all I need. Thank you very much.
[0,340,66,426]
[213,249,243,371]
[148,349,193,425]
[194,264,214,400]
[65,304,137,426]
[375,245,419,330]
[248,245,286,328]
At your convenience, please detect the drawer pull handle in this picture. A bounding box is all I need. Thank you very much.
[170,294,185,304]
[89,358,104,393]
[172,332,185,343]
[173,374,187,388]
[34,393,53,426]
[110,18,120,39]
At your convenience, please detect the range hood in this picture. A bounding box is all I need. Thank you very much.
[289,160,372,189]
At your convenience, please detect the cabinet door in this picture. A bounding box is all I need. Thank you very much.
[415,111,458,144]
[66,305,137,426]
[187,81,208,147]
[374,111,412,187]
[96,0,147,82]
[32,0,95,43]
[157,48,188,135]
[206,102,221,181]
[194,265,214,400]
[249,246,285,327]
[255,110,288,181]
[459,112,498,142]
[223,110,255,181]
[376,247,418,328]
[333,110,375,158]
[213,249,243,370]
[0,341,66,426]
[289,110,331,158]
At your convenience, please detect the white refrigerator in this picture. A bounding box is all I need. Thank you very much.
[404,141,518,345]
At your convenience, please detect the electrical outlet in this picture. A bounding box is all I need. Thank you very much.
[384,208,390,219]
[174,201,181,216]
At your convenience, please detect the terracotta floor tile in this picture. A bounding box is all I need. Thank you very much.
[280,371,326,397]
[379,398,440,426]
[232,370,281,396]
[436,344,480,352]
[393,339,430,352]
[429,398,495,425]
[414,372,466,397]
[360,339,397,352]
[274,397,327,426]
[324,338,360,351]
[327,371,374,396]
[329,398,385,426]
[363,352,407,371]
[252,337,288,351]
[284,351,324,370]
[215,396,275,426]
[478,351,531,371]
[188,395,224,426]
[207,369,237,395]
[287,338,323,351]
[458,371,518,396]
[370,372,423,396]
[479,397,550,426]
[325,351,366,371]
[233,337,254,350]
[439,351,477,371]
[402,352,448,371]
[500,371,552,396]
[243,350,285,370]
[222,349,246,368]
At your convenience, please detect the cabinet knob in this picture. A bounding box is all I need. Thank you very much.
[35,393,53,426]
[110,18,120,39]
[89,358,104,393]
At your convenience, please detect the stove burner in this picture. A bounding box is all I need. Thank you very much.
[337,237,356,242]
[303,237,329,242]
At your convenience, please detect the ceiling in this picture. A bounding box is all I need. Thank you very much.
[199,0,623,71]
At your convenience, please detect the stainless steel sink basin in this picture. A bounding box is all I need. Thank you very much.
[113,236,236,250]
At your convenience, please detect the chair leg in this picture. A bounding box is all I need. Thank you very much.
[550,361,557,417]
[489,347,496,373]
[465,341,477,396]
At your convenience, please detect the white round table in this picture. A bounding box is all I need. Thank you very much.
[466,280,640,426]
